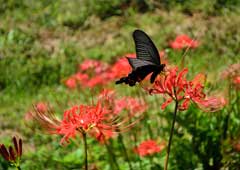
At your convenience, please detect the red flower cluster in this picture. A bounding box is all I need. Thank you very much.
[221,63,240,79]
[54,102,113,144]
[106,57,132,80]
[35,102,48,113]
[0,136,22,166]
[221,63,240,89]
[148,67,225,111]
[65,59,107,89]
[65,52,167,89]
[233,76,240,89]
[114,97,148,115]
[134,139,165,157]
[98,89,148,116]
[170,35,199,49]
[32,92,139,144]
[233,142,240,152]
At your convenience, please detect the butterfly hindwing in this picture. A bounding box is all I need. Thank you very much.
[115,65,157,86]
[133,30,160,65]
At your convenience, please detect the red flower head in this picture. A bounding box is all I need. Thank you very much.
[134,139,165,157]
[32,92,137,145]
[147,67,225,111]
[233,76,240,89]
[86,74,108,88]
[233,142,240,152]
[74,73,89,82]
[221,63,240,80]
[170,35,199,49]
[65,76,77,89]
[107,57,132,80]
[0,136,22,166]
[36,102,48,113]
[79,59,108,74]
[221,63,240,90]
[114,97,147,115]
[54,102,110,144]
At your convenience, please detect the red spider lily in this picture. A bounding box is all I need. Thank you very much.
[170,35,199,49]
[233,76,240,89]
[99,89,148,115]
[233,142,240,152]
[148,67,188,110]
[221,63,240,80]
[105,53,136,80]
[36,102,48,113]
[233,76,240,84]
[85,73,109,88]
[114,97,147,115]
[197,96,227,112]
[65,59,109,89]
[65,52,167,89]
[54,102,112,144]
[93,129,115,143]
[148,67,225,111]
[65,76,77,89]
[107,58,132,80]
[134,139,165,157]
[221,63,240,90]
[0,136,22,166]
[74,73,89,82]
[32,94,137,145]
[79,59,108,74]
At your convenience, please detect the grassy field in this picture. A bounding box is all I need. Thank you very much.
[0,1,240,170]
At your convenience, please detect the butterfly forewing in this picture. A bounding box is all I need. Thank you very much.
[133,30,160,65]
[127,58,156,70]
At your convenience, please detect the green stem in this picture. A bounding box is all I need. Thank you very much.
[118,134,133,170]
[180,50,185,69]
[223,82,232,139]
[82,132,88,170]
[104,141,120,170]
[16,166,21,170]
[164,100,178,170]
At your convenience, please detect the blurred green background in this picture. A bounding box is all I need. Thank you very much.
[0,0,240,169]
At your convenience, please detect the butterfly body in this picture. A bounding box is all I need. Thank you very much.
[116,29,165,86]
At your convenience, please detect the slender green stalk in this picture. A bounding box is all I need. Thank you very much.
[223,82,232,139]
[118,134,133,170]
[16,166,21,170]
[82,132,88,170]
[164,100,178,170]
[128,111,143,170]
[104,140,120,170]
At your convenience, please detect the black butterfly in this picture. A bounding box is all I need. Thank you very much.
[115,29,165,86]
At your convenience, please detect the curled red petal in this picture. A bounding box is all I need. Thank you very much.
[0,144,10,161]
[12,137,18,157]
[161,98,173,110]
[9,146,16,161]
[19,138,22,157]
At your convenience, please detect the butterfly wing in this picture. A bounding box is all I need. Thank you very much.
[116,30,164,86]
[127,57,156,70]
[133,30,160,65]
[115,65,157,86]
[128,58,159,83]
